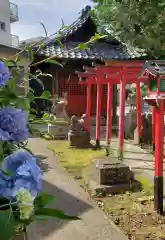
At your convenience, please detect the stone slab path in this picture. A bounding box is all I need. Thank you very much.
[27,137,128,240]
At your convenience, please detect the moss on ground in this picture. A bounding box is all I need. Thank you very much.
[48,140,165,240]
[48,140,105,178]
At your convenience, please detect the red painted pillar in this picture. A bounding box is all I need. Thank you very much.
[86,83,91,131]
[136,82,141,144]
[118,80,126,159]
[106,81,113,155]
[154,99,164,214]
[152,106,156,152]
[96,82,102,148]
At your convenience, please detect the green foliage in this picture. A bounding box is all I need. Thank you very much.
[42,112,49,120]
[34,193,56,208]
[45,59,63,67]
[0,27,107,238]
[78,43,89,50]
[0,209,17,240]
[93,0,165,58]
[35,208,80,220]
[78,32,107,50]
[27,46,34,63]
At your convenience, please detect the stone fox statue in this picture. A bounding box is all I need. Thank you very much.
[52,92,69,122]
[69,114,87,135]
[68,114,90,148]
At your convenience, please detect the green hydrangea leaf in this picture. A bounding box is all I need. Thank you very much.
[35,208,80,220]
[27,46,34,64]
[40,90,51,99]
[34,193,56,208]
[0,209,16,240]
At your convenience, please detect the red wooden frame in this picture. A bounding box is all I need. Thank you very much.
[138,68,165,214]
[76,63,148,152]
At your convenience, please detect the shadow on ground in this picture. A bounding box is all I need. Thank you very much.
[121,150,152,155]
[125,157,153,162]
[28,180,92,239]
[35,154,52,173]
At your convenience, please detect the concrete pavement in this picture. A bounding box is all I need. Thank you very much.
[27,137,128,240]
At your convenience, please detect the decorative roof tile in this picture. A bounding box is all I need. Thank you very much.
[139,61,165,78]
[37,5,146,60]
[39,41,146,60]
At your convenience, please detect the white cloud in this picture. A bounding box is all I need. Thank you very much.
[12,23,45,40]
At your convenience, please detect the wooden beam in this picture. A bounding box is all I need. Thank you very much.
[105,60,145,67]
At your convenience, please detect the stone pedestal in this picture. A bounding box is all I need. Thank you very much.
[83,157,138,196]
[13,232,26,240]
[30,123,48,133]
[68,131,90,148]
[94,158,133,185]
[48,122,69,140]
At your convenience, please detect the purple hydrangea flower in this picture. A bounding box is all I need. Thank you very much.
[0,62,10,87]
[0,107,29,143]
[1,150,42,199]
[0,169,14,198]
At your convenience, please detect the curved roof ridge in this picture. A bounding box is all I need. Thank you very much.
[43,5,92,47]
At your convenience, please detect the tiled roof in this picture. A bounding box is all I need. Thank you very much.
[37,5,146,60]
[146,61,165,74]
[39,41,146,60]
[139,60,165,77]
[40,5,91,47]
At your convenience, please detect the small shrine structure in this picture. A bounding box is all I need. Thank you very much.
[30,5,146,122]
[76,62,147,157]
[138,60,165,214]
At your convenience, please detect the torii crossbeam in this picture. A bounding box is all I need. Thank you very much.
[76,62,147,157]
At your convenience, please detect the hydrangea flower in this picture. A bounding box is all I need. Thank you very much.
[1,150,42,199]
[16,188,34,220]
[0,61,10,87]
[0,107,29,143]
[0,169,14,198]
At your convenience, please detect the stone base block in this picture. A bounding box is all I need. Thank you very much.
[68,131,91,148]
[93,157,133,185]
[12,232,25,240]
[48,123,69,140]
[83,166,140,196]
[31,123,48,133]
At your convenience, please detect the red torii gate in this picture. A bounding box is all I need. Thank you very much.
[138,60,165,214]
[76,62,147,157]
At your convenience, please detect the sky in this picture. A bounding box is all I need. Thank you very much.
[11,0,92,41]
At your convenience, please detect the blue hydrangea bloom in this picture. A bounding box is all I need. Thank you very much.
[0,62,10,87]
[0,107,29,143]
[1,150,42,200]
[0,169,14,198]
